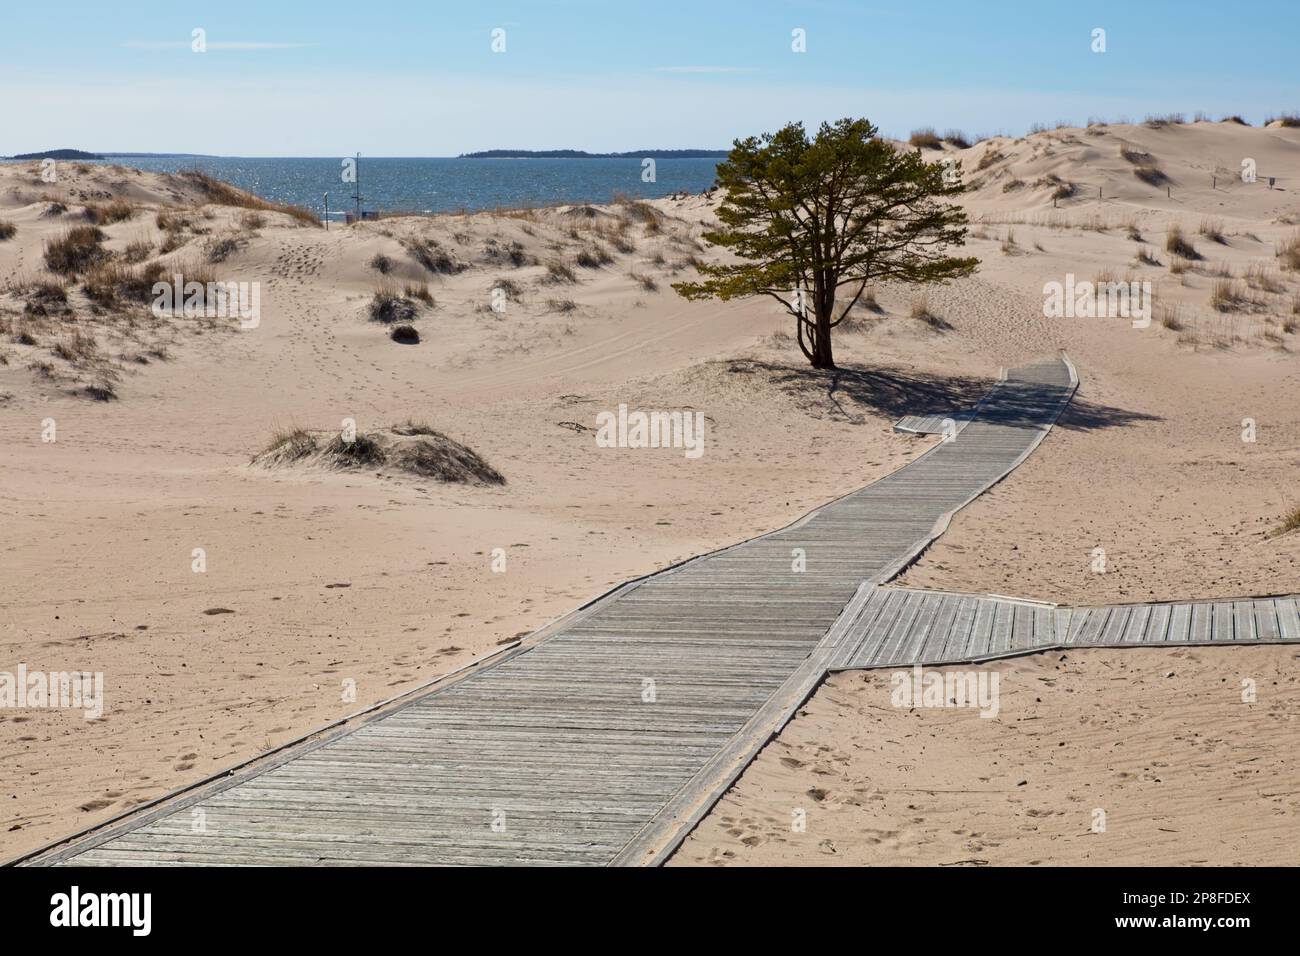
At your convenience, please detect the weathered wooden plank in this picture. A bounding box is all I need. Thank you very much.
[1279,598,1300,641]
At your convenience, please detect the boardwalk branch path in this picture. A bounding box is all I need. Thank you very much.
[830,587,1300,669]
[26,355,1082,867]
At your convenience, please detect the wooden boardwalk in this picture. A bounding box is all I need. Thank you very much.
[830,587,1300,669]
[23,356,1081,867]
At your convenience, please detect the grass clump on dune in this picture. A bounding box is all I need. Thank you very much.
[1133,165,1168,186]
[1165,224,1200,260]
[253,422,505,485]
[179,169,320,227]
[368,282,424,323]
[576,244,613,268]
[44,225,107,274]
[82,261,170,307]
[1210,278,1246,311]
[908,127,942,149]
[0,220,16,240]
[545,260,577,284]
[1269,505,1300,538]
[83,199,136,225]
[403,237,466,274]
[1277,232,1300,271]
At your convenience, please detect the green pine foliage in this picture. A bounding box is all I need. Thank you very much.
[674,118,979,368]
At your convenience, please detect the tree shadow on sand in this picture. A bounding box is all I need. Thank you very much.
[723,359,1159,431]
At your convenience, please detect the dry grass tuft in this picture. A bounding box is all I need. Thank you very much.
[1165,224,1200,260]
[1198,218,1227,244]
[1269,505,1300,538]
[908,127,942,149]
[179,169,320,227]
[1155,303,1184,331]
[253,423,505,485]
[910,295,952,330]
[404,281,434,305]
[1276,232,1300,271]
[368,282,422,323]
[1211,278,1247,311]
[83,199,136,225]
[1246,264,1284,294]
[545,260,578,284]
[404,237,466,274]
[1135,244,1161,266]
[205,235,243,263]
[1133,165,1167,186]
[575,244,613,269]
[44,225,107,274]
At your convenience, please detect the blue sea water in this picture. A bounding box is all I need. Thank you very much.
[61,156,722,219]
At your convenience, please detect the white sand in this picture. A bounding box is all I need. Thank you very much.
[672,645,1300,866]
[2,119,1298,859]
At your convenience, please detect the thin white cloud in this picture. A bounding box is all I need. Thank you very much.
[123,41,312,50]
[653,66,758,74]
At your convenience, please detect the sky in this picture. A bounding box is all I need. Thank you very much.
[2,0,1298,156]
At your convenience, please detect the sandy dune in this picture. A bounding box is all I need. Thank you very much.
[2,118,1299,861]
[672,645,1300,867]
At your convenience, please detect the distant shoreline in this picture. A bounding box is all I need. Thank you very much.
[459,149,729,159]
[3,150,730,161]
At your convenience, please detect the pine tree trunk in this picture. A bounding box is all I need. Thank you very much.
[810,285,836,369]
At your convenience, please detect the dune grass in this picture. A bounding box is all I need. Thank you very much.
[44,225,107,274]
[1165,224,1200,260]
[180,169,320,227]
[1270,505,1300,538]
[908,127,942,149]
[83,199,136,225]
[254,423,505,485]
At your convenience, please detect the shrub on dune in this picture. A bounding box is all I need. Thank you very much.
[1133,165,1168,186]
[908,127,942,149]
[368,282,420,323]
[179,169,320,227]
[1165,224,1199,260]
[44,225,107,274]
[545,260,577,284]
[253,422,505,485]
[83,199,136,225]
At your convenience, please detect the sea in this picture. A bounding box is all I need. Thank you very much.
[47,156,723,220]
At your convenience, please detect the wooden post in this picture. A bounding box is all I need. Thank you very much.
[323,193,329,230]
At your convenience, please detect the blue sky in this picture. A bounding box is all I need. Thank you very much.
[3,0,1297,155]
